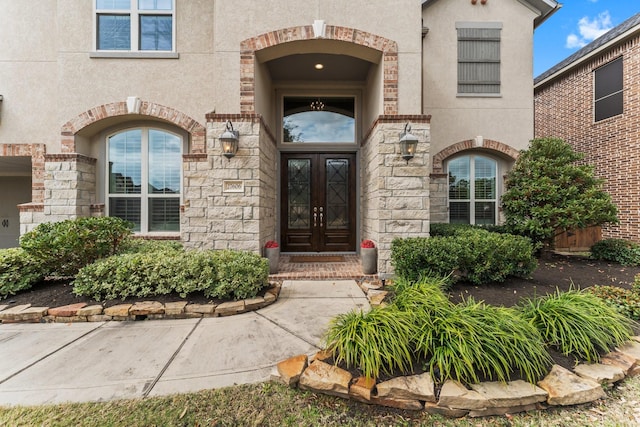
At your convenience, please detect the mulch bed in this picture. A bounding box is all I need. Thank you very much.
[4,252,639,310]
[2,252,638,385]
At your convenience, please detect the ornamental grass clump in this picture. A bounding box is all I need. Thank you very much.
[412,297,550,385]
[324,307,414,380]
[519,288,635,363]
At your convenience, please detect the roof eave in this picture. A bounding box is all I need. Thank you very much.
[535,16,640,88]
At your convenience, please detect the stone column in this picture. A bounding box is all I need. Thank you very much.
[361,116,431,274]
[42,154,96,222]
[181,114,276,254]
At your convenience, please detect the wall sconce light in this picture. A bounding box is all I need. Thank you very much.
[219,120,239,160]
[399,122,418,163]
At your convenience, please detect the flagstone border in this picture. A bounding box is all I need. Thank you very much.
[0,284,281,323]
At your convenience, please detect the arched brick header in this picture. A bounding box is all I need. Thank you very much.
[432,139,520,173]
[60,101,206,153]
[240,25,398,114]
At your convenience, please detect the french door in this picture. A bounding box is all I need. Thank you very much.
[280,153,356,252]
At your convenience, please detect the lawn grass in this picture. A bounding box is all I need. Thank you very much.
[1,377,639,427]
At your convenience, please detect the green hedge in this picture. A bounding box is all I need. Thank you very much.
[0,248,46,299]
[20,217,133,276]
[73,249,268,301]
[429,223,511,237]
[591,238,640,266]
[391,229,537,285]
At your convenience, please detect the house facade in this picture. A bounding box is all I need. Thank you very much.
[535,13,640,242]
[0,0,558,273]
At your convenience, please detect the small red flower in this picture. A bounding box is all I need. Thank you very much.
[265,240,279,248]
[361,239,376,249]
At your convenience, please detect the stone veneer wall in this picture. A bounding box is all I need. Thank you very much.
[181,114,276,253]
[20,154,96,233]
[361,116,431,274]
[429,174,449,224]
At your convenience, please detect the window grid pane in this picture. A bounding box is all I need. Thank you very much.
[97,0,131,9]
[450,202,470,224]
[449,157,470,200]
[97,14,131,50]
[139,15,172,50]
[475,202,496,225]
[109,198,141,231]
[109,130,142,194]
[474,157,496,199]
[139,0,172,10]
[148,129,181,194]
[149,198,180,231]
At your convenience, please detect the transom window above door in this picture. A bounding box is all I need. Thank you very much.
[283,97,355,143]
[95,0,174,52]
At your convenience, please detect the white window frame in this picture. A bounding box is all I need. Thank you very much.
[447,154,499,225]
[456,22,502,97]
[105,126,184,234]
[92,0,178,58]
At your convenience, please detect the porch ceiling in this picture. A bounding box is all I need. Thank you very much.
[266,53,372,82]
[0,156,31,176]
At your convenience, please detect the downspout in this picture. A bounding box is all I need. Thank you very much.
[421,19,429,114]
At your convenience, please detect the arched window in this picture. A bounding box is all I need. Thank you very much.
[106,127,182,232]
[447,154,498,225]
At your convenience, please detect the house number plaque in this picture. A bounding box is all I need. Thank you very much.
[222,180,245,193]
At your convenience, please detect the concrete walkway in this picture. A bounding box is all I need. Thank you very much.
[0,280,369,406]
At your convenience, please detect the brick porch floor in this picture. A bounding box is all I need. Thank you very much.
[268,254,378,281]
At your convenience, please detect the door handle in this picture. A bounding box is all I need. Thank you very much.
[319,207,324,228]
[313,207,318,227]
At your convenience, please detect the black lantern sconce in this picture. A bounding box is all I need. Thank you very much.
[219,120,239,160]
[399,122,418,164]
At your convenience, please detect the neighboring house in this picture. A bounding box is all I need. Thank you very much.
[0,0,558,273]
[535,13,640,243]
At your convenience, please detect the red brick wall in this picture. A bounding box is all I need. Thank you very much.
[535,34,640,241]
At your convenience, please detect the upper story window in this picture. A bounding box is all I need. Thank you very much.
[448,154,498,225]
[456,22,502,96]
[95,0,174,52]
[594,57,623,122]
[282,97,355,143]
[107,127,182,233]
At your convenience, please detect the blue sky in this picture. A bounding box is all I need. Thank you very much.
[534,1,640,77]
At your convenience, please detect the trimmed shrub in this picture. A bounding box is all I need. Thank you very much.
[391,230,537,285]
[117,238,184,255]
[590,238,640,266]
[324,307,415,380]
[429,223,511,237]
[208,250,270,300]
[73,249,268,301]
[20,217,133,276]
[391,237,460,283]
[456,229,538,284]
[0,248,46,299]
[519,289,635,363]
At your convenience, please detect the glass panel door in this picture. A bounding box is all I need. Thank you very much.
[280,153,356,252]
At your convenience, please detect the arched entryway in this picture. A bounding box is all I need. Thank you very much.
[240,25,399,253]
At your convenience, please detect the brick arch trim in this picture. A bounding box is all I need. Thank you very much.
[432,139,520,173]
[240,25,398,114]
[60,101,206,153]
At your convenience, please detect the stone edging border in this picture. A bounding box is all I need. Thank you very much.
[280,280,640,418]
[0,284,281,324]
[272,336,640,418]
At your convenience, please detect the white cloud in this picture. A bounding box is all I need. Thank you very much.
[565,11,613,49]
